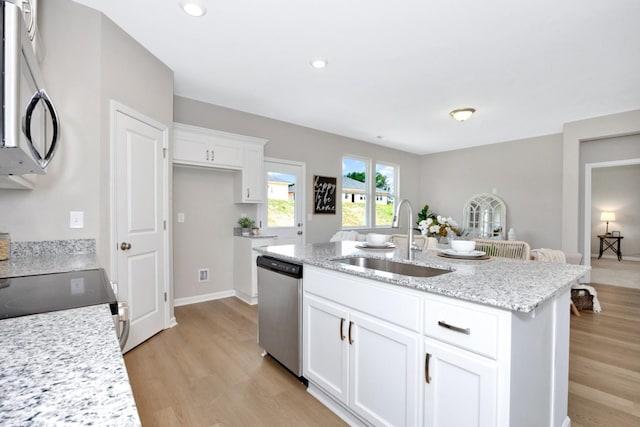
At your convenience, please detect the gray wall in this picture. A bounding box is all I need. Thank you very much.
[419,134,563,249]
[0,1,102,244]
[0,0,174,294]
[562,110,640,253]
[590,164,640,257]
[581,135,640,258]
[172,95,422,299]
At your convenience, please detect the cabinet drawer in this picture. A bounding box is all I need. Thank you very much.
[305,265,421,332]
[424,298,499,359]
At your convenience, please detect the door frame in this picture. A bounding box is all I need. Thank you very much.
[583,157,640,279]
[109,100,171,330]
[260,157,307,245]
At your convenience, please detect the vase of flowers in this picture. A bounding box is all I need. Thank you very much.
[417,204,460,240]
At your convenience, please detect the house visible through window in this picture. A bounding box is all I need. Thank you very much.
[375,162,397,227]
[341,156,398,228]
[342,157,369,227]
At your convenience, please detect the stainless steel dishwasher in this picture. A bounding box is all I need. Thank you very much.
[256,255,304,380]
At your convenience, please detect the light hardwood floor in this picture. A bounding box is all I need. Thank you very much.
[568,283,640,427]
[124,298,346,426]
[124,285,640,426]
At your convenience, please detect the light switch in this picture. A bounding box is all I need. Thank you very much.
[69,211,84,229]
[177,213,185,223]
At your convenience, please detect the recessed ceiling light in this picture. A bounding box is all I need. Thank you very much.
[449,108,476,122]
[310,58,328,69]
[180,0,206,17]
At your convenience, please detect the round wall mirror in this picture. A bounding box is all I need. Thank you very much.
[463,193,506,239]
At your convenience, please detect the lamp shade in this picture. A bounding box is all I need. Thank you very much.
[600,211,616,222]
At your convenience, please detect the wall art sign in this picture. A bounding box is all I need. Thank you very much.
[313,175,337,214]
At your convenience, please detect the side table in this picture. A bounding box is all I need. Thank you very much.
[597,234,623,261]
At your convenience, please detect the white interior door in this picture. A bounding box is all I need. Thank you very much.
[112,103,168,353]
[259,159,305,245]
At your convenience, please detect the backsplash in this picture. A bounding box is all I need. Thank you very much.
[11,239,96,258]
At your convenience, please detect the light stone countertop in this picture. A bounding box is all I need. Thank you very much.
[0,253,100,278]
[254,241,590,312]
[0,305,141,426]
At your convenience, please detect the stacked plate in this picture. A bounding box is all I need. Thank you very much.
[438,249,490,260]
[356,242,397,250]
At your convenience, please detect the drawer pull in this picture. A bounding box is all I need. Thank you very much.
[425,353,431,384]
[438,320,471,335]
[340,318,345,341]
[348,321,354,344]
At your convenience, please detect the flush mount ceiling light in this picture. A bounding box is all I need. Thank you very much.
[449,108,476,122]
[180,0,206,17]
[310,58,328,69]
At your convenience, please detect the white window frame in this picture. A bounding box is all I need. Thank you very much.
[374,161,399,229]
[341,156,400,229]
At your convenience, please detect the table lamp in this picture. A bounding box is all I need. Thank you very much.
[600,211,615,235]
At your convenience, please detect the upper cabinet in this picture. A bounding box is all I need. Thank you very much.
[173,123,267,203]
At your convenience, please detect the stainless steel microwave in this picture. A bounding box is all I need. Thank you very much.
[0,0,59,178]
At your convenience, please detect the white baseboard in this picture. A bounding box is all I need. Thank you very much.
[174,290,236,307]
[168,316,178,328]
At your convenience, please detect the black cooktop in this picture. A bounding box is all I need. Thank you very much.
[0,269,118,319]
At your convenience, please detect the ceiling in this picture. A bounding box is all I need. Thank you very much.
[72,0,640,155]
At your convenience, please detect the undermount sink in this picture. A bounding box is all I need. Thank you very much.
[334,256,451,278]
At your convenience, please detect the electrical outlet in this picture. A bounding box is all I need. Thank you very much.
[69,211,84,229]
[198,268,209,282]
[70,277,85,294]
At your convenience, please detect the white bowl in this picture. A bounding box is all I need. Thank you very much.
[366,233,388,245]
[450,239,476,253]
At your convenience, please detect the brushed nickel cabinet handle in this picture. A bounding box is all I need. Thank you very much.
[340,318,345,341]
[438,320,471,335]
[348,321,354,345]
[425,353,431,384]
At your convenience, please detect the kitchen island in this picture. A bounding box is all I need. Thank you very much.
[255,241,589,427]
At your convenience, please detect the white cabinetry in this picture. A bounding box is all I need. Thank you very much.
[421,296,503,427]
[422,337,497,427]
[303,265,571,427]
[233,236,275,304]
[173,123,267,203]
[304,265,420,427]
[234,142,264,203]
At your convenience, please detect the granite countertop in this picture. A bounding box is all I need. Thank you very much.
[0,253,100,278]
[255,241,590,313]
[0,305,141,426]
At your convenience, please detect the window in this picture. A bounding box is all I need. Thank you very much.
[375,162,397,227]
[341,156,398,228]
[342,156,369,227]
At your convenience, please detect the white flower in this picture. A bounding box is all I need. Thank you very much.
[426,217,433,225]
[429,225,440,234]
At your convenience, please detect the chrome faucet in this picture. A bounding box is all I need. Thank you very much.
[392,199,419,261]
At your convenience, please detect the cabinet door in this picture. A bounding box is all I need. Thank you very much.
[423,338,497,427]
[208,140,243,168]
[173,134,209,166]
[235,143,264,203]
[173,126,243,169]
[350,312,419,427]
[303,294,349,405]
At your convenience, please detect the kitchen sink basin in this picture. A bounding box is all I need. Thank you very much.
[335,256,451,278]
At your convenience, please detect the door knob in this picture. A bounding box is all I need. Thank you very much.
[120,242,132,251]
[297,231,303,235]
